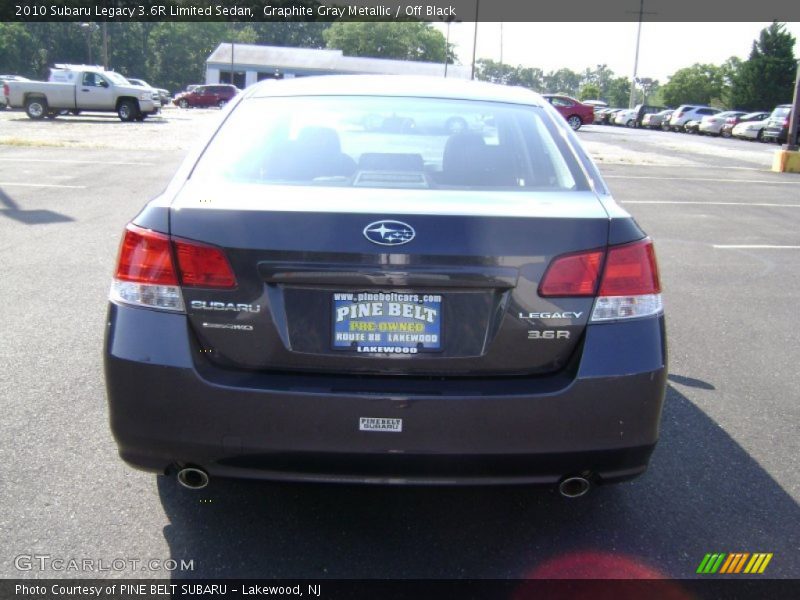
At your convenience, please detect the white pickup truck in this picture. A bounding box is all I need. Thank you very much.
[3,67,160,121]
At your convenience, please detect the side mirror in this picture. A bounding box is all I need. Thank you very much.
[99,80,109,88]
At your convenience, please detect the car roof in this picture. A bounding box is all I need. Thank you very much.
[247,75,546,107]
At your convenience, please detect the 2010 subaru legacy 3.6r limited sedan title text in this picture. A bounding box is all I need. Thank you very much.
[104,76,667,497]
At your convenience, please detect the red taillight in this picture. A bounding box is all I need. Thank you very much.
[114,224,236,288]
[598,239,661,296]
[115,224,177,285]
[539,239,660,298]
[539,249,604,297]
[2,83,9,97]
[174,239,236,288]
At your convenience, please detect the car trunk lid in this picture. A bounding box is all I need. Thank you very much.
[169,181,610,377]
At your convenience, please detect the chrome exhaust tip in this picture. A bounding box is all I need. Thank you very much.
[176,466,209,490]
[558,476,591,498]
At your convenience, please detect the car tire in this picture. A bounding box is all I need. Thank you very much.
[178,99,189,109]
[25,97,48,120]
[626,119,635,128]
[217,99,227,109]
[117,100,138,122]
[567,115,582,131]
[756,130,764,142]
[445,116,468,134]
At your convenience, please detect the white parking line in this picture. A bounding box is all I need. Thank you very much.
[0,158,154,166]
[605,175,800,185]
[0,182,86,189]
[622,201,800,208]
[713,245,800,249]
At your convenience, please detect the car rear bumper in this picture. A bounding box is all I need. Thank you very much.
[104,303,668,485]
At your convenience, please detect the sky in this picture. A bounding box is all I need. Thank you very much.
[432,22,800,83]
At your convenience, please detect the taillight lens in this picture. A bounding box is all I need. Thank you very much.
[174,240,236,288]
[594,239,662,321]
[539,249,603,297]
[110,225,238,311]
[599,239,660,296]
[539,239,663,322]
[115,224,177,285]
[111,224,183,311]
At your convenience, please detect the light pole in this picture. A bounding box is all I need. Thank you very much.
[470,0,479,80]
[230,42,235,86]
[102,22,108,70]
[78,23,98,65]
[626,0,656,108]
[628,0,643,108]
[442,15,458,78]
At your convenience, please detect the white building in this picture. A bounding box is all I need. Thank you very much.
[205,43,471,88]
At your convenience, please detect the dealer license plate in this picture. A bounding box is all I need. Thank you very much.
[332,291,442,353]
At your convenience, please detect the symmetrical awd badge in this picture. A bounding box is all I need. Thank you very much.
[363,220,416,246]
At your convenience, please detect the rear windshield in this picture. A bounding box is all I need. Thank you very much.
[771,106,791,118]
[190,96,588,191]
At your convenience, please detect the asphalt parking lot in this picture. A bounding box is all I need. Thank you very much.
[1,108,798,580]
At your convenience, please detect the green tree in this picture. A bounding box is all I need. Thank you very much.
[605,77,632,107]
[543,68,581,96]
[661,64,726,107]
[731,22,796,110]
[323,22,449,62]
[578,83,601,101]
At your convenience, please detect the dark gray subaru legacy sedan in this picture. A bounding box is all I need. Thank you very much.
[104,76,666,497]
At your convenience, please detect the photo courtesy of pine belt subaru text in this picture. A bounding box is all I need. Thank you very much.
[104,75,667,497]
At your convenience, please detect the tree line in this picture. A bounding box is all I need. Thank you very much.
[477,23,797,111]
[0,21,795,111]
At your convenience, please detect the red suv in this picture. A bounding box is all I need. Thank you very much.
[542,94,595,130]
[173,84,240,109]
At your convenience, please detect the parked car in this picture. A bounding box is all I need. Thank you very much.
[0,74,30,108]
[631,104,667,128]
[722,112,769,139]
[173,84,240,109]
[542,94,594,130]
[127,78,170,106]
[762,104,798,144]
[3,67,160,121]
[684,119,701,134]
[598,108,623,125]
[668,105,721,131]
[642,109,673,130]
[105,76,666,496]
[613,108,637,127]
[731,114,771,141]
[582,99,608,109]
[697,111,747,136]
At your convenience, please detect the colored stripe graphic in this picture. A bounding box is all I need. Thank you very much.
[720,553,749,573]
[744,553,773,574]
[699,553,773,574]
[697,553,727,574]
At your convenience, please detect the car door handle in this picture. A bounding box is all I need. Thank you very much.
[81,88,90,92]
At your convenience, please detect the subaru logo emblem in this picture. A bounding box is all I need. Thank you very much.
[363,220,415,246]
